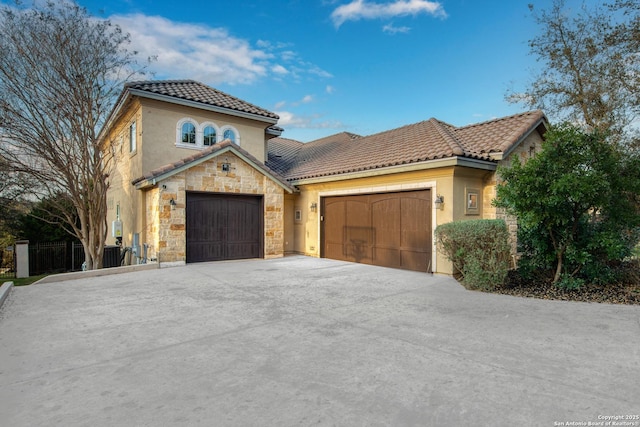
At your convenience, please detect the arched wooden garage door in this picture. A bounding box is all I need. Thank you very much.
[321,190,432,272]
[186,192,263,263]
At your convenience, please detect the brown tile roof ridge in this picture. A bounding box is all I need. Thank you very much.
[453,110,547,154]
[125,80,279,120]
[131,140,294,192]
[457,110,545,131]
[305,131,362,146]
[429,118,465,156]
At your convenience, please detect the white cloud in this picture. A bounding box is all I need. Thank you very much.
[109,14,331,85]
[301,95,314,103]
[274,100,287,109]
[382,23,411,34]
[272,64,289,75]
[110,14,268,84]
[331,0,446,28]
[326,85,336,94]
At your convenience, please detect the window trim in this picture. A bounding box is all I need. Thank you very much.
[201,122,220,146]
[129,120,137,153]
[220,125,240,146]
[175,118,241,149]
[176,118,199,149]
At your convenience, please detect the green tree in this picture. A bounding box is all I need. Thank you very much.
[494,124,640,286]
[510,1,640,140]
[16,195,80,243]
[0,1,145,269]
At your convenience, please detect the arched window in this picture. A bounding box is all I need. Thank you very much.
[181,122,196,144]
[223,128,237,144]
[203,125,217,146]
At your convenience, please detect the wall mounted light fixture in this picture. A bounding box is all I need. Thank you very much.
[310,202,318,212]
[169,198,177,210]
[434,194,444,210]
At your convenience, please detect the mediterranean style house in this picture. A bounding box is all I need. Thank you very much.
[100,80,547,274]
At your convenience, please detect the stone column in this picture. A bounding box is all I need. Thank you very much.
[15,240,29,279]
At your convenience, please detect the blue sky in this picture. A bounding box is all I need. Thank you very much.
[67,0,589,141]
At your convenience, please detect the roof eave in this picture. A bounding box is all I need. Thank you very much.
[266,126,283,137]
[288,156,497,186]
[97,89,131,145]
[134,145,295,194]
[128,88,279,125]
[497,114,549,160]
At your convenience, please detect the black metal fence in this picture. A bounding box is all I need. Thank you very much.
[0,245,15,279]
[28,242,123,276]
[29,242,68,276]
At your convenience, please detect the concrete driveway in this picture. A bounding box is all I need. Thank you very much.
[0,256,638,427]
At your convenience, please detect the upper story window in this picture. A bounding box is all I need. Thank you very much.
[203,125,217,146]
[223,129,236,143]
[181,122,196,144]
[129,121,137,153]
[221,125,240,145]
[176,119,239,149]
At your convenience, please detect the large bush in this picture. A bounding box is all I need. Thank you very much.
[494,124,640,287]
[435,219,511,290]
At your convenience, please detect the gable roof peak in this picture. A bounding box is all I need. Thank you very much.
[458,110,545,130]
[124,79,279,121]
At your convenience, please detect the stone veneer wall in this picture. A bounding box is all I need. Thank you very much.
[149,152,285,263]
[493,132,545,262]
[145,187,160,261]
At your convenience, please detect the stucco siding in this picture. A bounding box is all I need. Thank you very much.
[105,100,143,250]
[139,98,270,168]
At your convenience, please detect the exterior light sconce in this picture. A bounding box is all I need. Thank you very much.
[221,157,232,173]
[169,198,177,210]
[434,194,444,210]
[310,202,318,212]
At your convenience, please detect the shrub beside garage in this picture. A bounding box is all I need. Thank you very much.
[435,219,511,291]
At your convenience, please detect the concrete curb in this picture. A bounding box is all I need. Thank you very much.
[0,281,13,310]
[33,262,161,285]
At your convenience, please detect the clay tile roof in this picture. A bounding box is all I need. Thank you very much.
[126,80,279,120]
[266,137,305,175]
[273,110,546,181]
[453,110,546,155]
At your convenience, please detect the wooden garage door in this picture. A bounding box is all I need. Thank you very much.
[321,190,432,272]
[186,193,262,263]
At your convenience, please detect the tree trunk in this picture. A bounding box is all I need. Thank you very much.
[553,249,564,284]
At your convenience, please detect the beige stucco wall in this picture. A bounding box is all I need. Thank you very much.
[139,98,271,168]
[105,95,277,260]
[105,99,144,250]
[147,152,286,264]
[283,194,297,254]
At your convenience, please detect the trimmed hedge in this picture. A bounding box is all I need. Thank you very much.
[435,219,511,290]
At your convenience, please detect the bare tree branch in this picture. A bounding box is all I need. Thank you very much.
[0,0,147,269]
[509,1,640,142]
